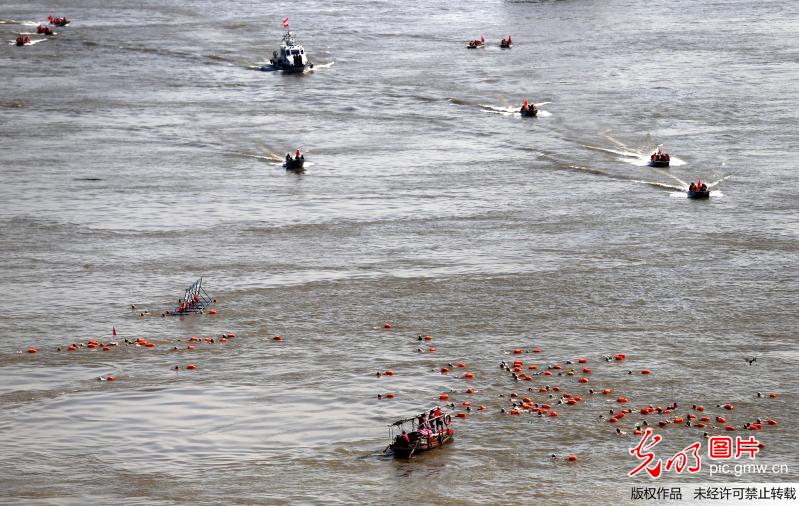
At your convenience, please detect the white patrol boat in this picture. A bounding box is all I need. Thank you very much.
[268,31,312,73]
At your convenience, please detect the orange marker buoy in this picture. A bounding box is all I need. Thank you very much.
[616,412,626,419]
[384,370,394,376]
[553,364,562,370]
[541,403,551,409]
[578,377,589,384]
[513,366,522,372]
[464,372,474,379]
[273,335,282,341]
[716,416,726,423]
[609,417,618,423]
[532,348,541,353]
[386,393,395,399]
[641,369,651,375]
[383,323,393,329]
[439,394,449,400]
[186,364,197,370]
[441,367,449,374]
[673,417,684,424]
[573,395,582,401]
[567,399,577,405]
[578,358,588,364]
[567,455,577,462]
[27,347,38,353]
[208,309,217,315]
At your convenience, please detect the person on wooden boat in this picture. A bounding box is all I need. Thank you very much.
[689,182,696,192]
[295,149,303,160]
[400,431,411,444]
[286,153,292,162]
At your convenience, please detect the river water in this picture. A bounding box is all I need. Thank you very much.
[1,0,797,503]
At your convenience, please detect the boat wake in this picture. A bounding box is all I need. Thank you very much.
[582,143,687,167]
[310,61,335,70]
[8,38,47,46]
[478,103,551,117]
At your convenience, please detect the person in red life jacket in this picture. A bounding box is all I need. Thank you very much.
[401,431,410,444]
[16,36,24,46]
[689,182,696,192]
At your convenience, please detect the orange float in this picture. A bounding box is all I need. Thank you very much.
[602,388,612,395]
[617,397,629,403]
[441,368,449,374]
[533,348,541,353]
[386,393,395,399]
[424,335,432,341]
[457,412,467,418]
[528,365,538,370]
[227,332,236,338]
[567,455,577,462]
[67,345,77,351]
[457,363,466,368]
[428,347,437,352]
[543,371,552,376]
[614,354,625,361]
[384,370,394,376]
[513,348,522,354]
[145,343,156,348]
[582,367,591,373]
[578,358,588,364]
[716,416,726,423]
[641,369,651,375]
[27,347,38,353]
[478,405,486,411]
[724,403,734,410]
[464,372,474,379]
[767,419,778,426]
[768,393,777,398]
[208,309,217,315]
[383,323,393,329]
[700,416,710,422]
[186,364,197,370]
[187,345,196,350]
[439,394,449,400]
[550,411,559,417]
[273,336,282,341]
[462,401,471,407]
[578,377,589,384]
[725,425,736,431]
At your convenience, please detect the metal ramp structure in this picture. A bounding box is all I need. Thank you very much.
[167,277,212,315]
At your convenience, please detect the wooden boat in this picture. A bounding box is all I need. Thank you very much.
[649,148,670,167]
[284,155,304,170]
[687,189,710,199]
[467,37,485,49]
[387,412,454,458]
[500,35,512,48]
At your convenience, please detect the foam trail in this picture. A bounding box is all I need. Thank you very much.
[654,169,688,187]
[707,175,732,188]
[581,144,641,158]
[311,61,335,70]
[629,180,685,191]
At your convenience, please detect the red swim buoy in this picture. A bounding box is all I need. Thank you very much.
[27,347,38,353]
[208,309,217,315]
[513,348,522,354]
[602,388,612,395]
[528,365,538,370]
[87,343,97,349]
[273,335,282,341]
[510,392,518,398]
[106,375,116,381]
[457,363,466,368]
[457,412,467,418]
[578,358,588,364]
[658,421,669,428]
[466,387,475,394]
[724,403,734,410]
[767,419,778,425]
[67,345,77,351]
[696,405,705,412]
[424,335,432,341]
[440,367,449,374]
[186,364,197,370]
[145,343,156,348]
[609,417,618,423]
[439,394,449,400]
[641,369,651,375]
[462,401,471,406]
[187,345,196,350]
[479,405,486,411]
[543,371,552,376]
[567,399,577,405]
[700,416,710,422]
[567,455,577,462]
[553,364,562,370]
[428,347,436,352]
[102,346,111,351]
[464,372,474,379]
[716,416,726,423]
[768,393,777,398]
[386,393,395,399]
[579,377,589,384]
[725,425,735,431]
[673,417,684,424]
[383,323,393,329]
[695,422,706,428]
[533,348,542,353]
[582,367,591,373]
[384,370,394,376]
[617,397,629,403]
[541,403,551,409]
[513,366,522,372]
[189,337,200,342]
[227,332,236,338]
[550,411,559,417]
[220,338,228,343]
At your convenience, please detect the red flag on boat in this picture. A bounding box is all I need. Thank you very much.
[113,326,117,336]
[523,99,528,107]
[508,34,512,44]
[481,35,485,43]
[283,17,289,28]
